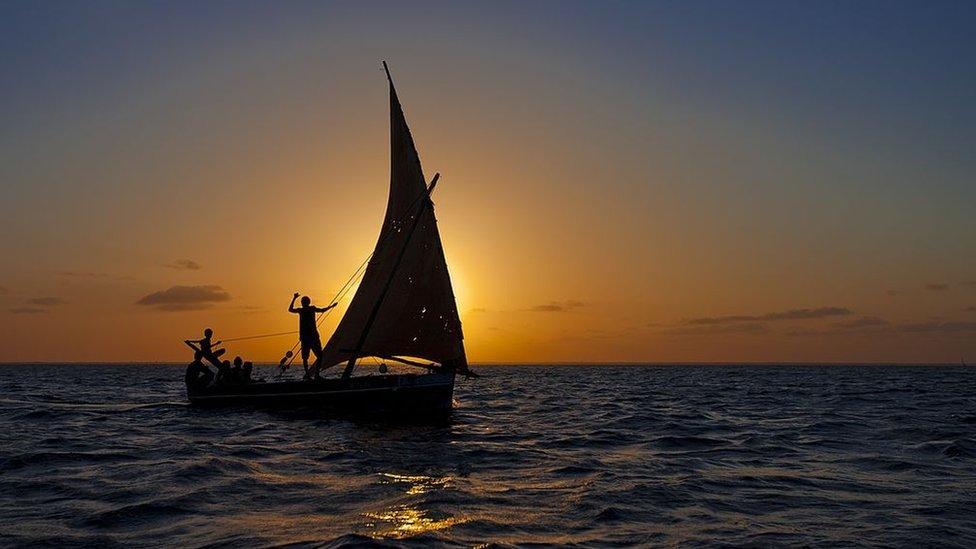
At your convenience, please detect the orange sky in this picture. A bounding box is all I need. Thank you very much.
[1,3,974,363]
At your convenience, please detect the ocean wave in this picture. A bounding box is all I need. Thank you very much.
[1,364,976,546]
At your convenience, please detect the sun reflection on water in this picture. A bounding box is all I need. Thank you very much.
[363,472,466,538]
[364,506,465,538]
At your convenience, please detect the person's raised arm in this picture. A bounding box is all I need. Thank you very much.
[288,292,300,313]
[316,302,338,313]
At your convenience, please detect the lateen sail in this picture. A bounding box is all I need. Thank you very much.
[318,63,466,373]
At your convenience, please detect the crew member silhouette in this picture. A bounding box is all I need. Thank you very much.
[216,360,233,385]
[184,351,214,391]
[185,328,224,368]
[231,356,244,384]
[288,293,337,380]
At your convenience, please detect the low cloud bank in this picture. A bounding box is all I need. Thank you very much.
[165,259,202,271]
[686,307,851,326]
[29,297,65,306]
[136,285,231,311]
[9,307,45,314]
[528,300,585,313]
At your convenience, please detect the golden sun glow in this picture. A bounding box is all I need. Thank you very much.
[0,5,973,364]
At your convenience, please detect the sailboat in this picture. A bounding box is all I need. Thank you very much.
[186,63,470,412]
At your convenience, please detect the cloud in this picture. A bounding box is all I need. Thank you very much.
[898,321,976,334]
[925,283,949,291]
[59,271,111,278]
[28,297,65,306]
[967,306,976,312]
[686,307,851,325]
[57,271,134,281]
[663,322,769,336]
[786,316,893,337]
[9,307,46,314]
[468,307,488,314]
[886,289,898,296]
[165,259,202,271]
[528,300,585,313]
[790,316,976,337]
[835,316,890,329]
[136,285,231,311]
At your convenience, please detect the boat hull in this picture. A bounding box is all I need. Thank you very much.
[187,372,455,413]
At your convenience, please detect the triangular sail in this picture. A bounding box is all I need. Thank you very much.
[318,63,466,373]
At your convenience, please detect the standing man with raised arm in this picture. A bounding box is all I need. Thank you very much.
[289,293,337,380]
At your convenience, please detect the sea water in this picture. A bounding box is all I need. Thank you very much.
[1,364,974,547]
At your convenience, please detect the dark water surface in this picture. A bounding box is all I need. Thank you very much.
[1,365,975,547]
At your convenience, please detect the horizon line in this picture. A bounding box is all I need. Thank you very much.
[0,361,968,367]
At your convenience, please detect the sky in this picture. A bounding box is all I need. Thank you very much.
[1,1,974,363]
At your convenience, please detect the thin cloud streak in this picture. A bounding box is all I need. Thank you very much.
[686,307,851,325]
[9,307,46,314]
[28,297,65,306]
[57,271,134,281]
[58,271,111,278]
[787,316,894,337]
[527,300,586,313]
[835,316,890,329]
[898,321,976,334]
[662,322,769,336]
[165,259,202,271]
[787,317,976,337]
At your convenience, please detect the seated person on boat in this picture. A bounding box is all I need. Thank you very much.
[185,351,214,391]
[288,293,337,381]
[226,356,256,385]
[230,356,244,384]
[215,360,233,386]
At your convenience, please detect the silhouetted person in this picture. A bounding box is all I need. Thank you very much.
[185,328,224,368]
[288,293,337,380]
[184,351,214,391]
[231,356,244,385]
[216,360,233,385]
[243,361,254,383]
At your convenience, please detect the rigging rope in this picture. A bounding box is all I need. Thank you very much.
[221,330,297,342]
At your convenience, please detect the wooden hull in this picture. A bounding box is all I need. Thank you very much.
[186,371,455,414]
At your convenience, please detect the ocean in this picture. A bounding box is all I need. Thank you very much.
[1,364,974,547]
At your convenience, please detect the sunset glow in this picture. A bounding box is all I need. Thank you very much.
[1,2,974,363]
